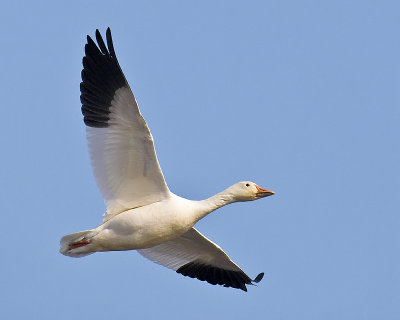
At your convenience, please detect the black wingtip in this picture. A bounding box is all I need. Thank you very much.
[176,261,261,291]
[253,272,264,283]
[80,28,129,128]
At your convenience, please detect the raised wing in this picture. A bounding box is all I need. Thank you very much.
[138,228,264,291]
[80,28,170,217]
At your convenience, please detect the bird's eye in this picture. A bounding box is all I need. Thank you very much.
[245,183,250,187]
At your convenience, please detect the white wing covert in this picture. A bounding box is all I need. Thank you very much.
[80,29,170,217]
[138,228,264,291]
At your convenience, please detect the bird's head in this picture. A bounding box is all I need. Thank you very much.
[228,181,275,202]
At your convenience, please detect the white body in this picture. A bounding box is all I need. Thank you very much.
[87,195,200,252]
[61,185,252,256]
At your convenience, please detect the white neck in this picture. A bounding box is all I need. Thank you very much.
[192,188,237,223]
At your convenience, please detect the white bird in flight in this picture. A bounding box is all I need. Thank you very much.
[60,28,275,291]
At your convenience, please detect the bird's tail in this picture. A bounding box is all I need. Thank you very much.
[60,230,95,258]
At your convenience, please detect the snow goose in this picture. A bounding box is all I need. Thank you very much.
[60,28,275,291]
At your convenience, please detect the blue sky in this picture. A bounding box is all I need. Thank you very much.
[1,1,399,319]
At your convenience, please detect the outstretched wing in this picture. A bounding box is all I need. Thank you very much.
[138,228,264,291]
[80,28,170,217]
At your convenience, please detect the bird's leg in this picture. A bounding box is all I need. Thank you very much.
[69,238,91,250]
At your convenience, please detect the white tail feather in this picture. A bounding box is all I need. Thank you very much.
[60,230,94,258]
